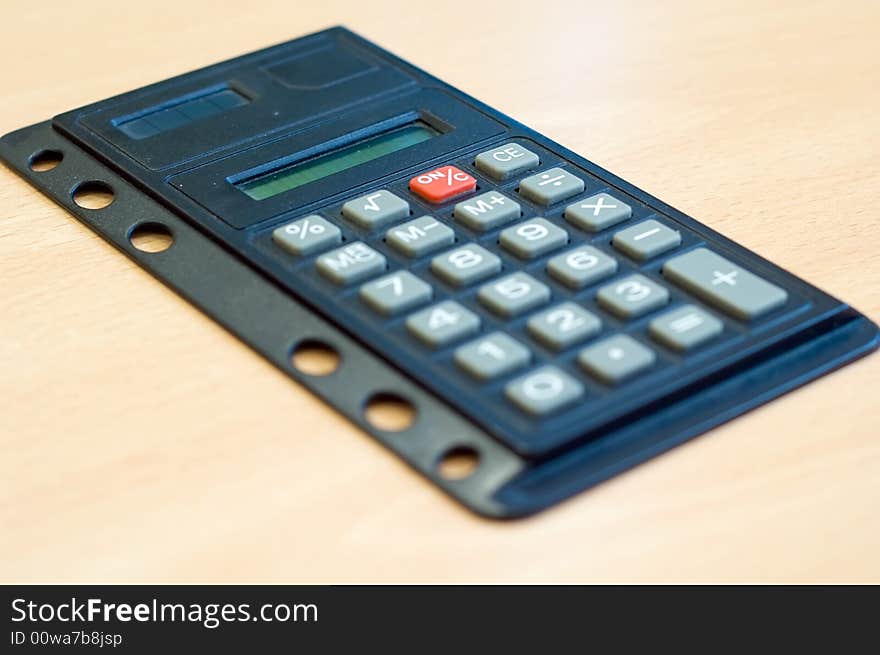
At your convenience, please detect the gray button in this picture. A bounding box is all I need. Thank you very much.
[474,143,540,180]
[431,244,502,287]
[578,335,656,384]
[597,274,669,319]
[360,271,433,316]
[565,193,632,232]
[505,366,584,416]
[341,190,409,229]
[649,304,723,351]
[453,191,521,232]
[547,246,618,289]
[316,242,386,285]
[478,273,551,318]
[527,302,601,351]
[499,218,569,259]
[612,219,681,260]
[272,214,341,256]
[662,248,789,320]
[385,216,454,257]
[518,168,585,205]
[406,301,480,348]
[454,332,531,381]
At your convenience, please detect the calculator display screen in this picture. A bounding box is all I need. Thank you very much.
[237,121,438,200]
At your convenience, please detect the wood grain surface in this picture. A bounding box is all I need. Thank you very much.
[1,0,878,583]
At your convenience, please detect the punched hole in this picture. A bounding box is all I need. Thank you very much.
[72,181,115,209]
[29,149,63,172]
[129,222,174,253]
[291,340,341,376]
[437,446,480,480]
[364,393,416,432]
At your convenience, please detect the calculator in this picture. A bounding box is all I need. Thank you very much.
[2,27,876,518]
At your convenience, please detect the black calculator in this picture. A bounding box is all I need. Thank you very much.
[2,27,876,517]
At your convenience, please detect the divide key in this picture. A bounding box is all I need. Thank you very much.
[662,248,788,320]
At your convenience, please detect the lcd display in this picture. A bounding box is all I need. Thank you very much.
[237,121,438,200]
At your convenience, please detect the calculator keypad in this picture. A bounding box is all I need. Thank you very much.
[261,138,798,454]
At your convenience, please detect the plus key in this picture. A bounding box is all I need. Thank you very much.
[410,165,476,203]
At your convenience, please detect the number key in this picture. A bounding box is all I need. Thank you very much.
[431,244,501,287]
[499,218,568,259]
[505,366,584,416]
[454,332,531,381]
[527,302,601,350]
[597,274,669,319]
[547,245,618,289]
[478,273,550,318]
[360,271,433,316]
[406,300,481,348]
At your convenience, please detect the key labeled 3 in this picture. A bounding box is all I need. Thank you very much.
[597,274,669,319]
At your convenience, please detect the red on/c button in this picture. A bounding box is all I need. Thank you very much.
[409,165,476,203]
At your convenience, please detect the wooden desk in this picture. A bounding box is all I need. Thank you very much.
[2,0,878,583]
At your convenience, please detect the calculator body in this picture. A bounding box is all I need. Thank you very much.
[1,26,876,517]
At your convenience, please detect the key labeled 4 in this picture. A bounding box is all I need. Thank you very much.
[410,165,476,203]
